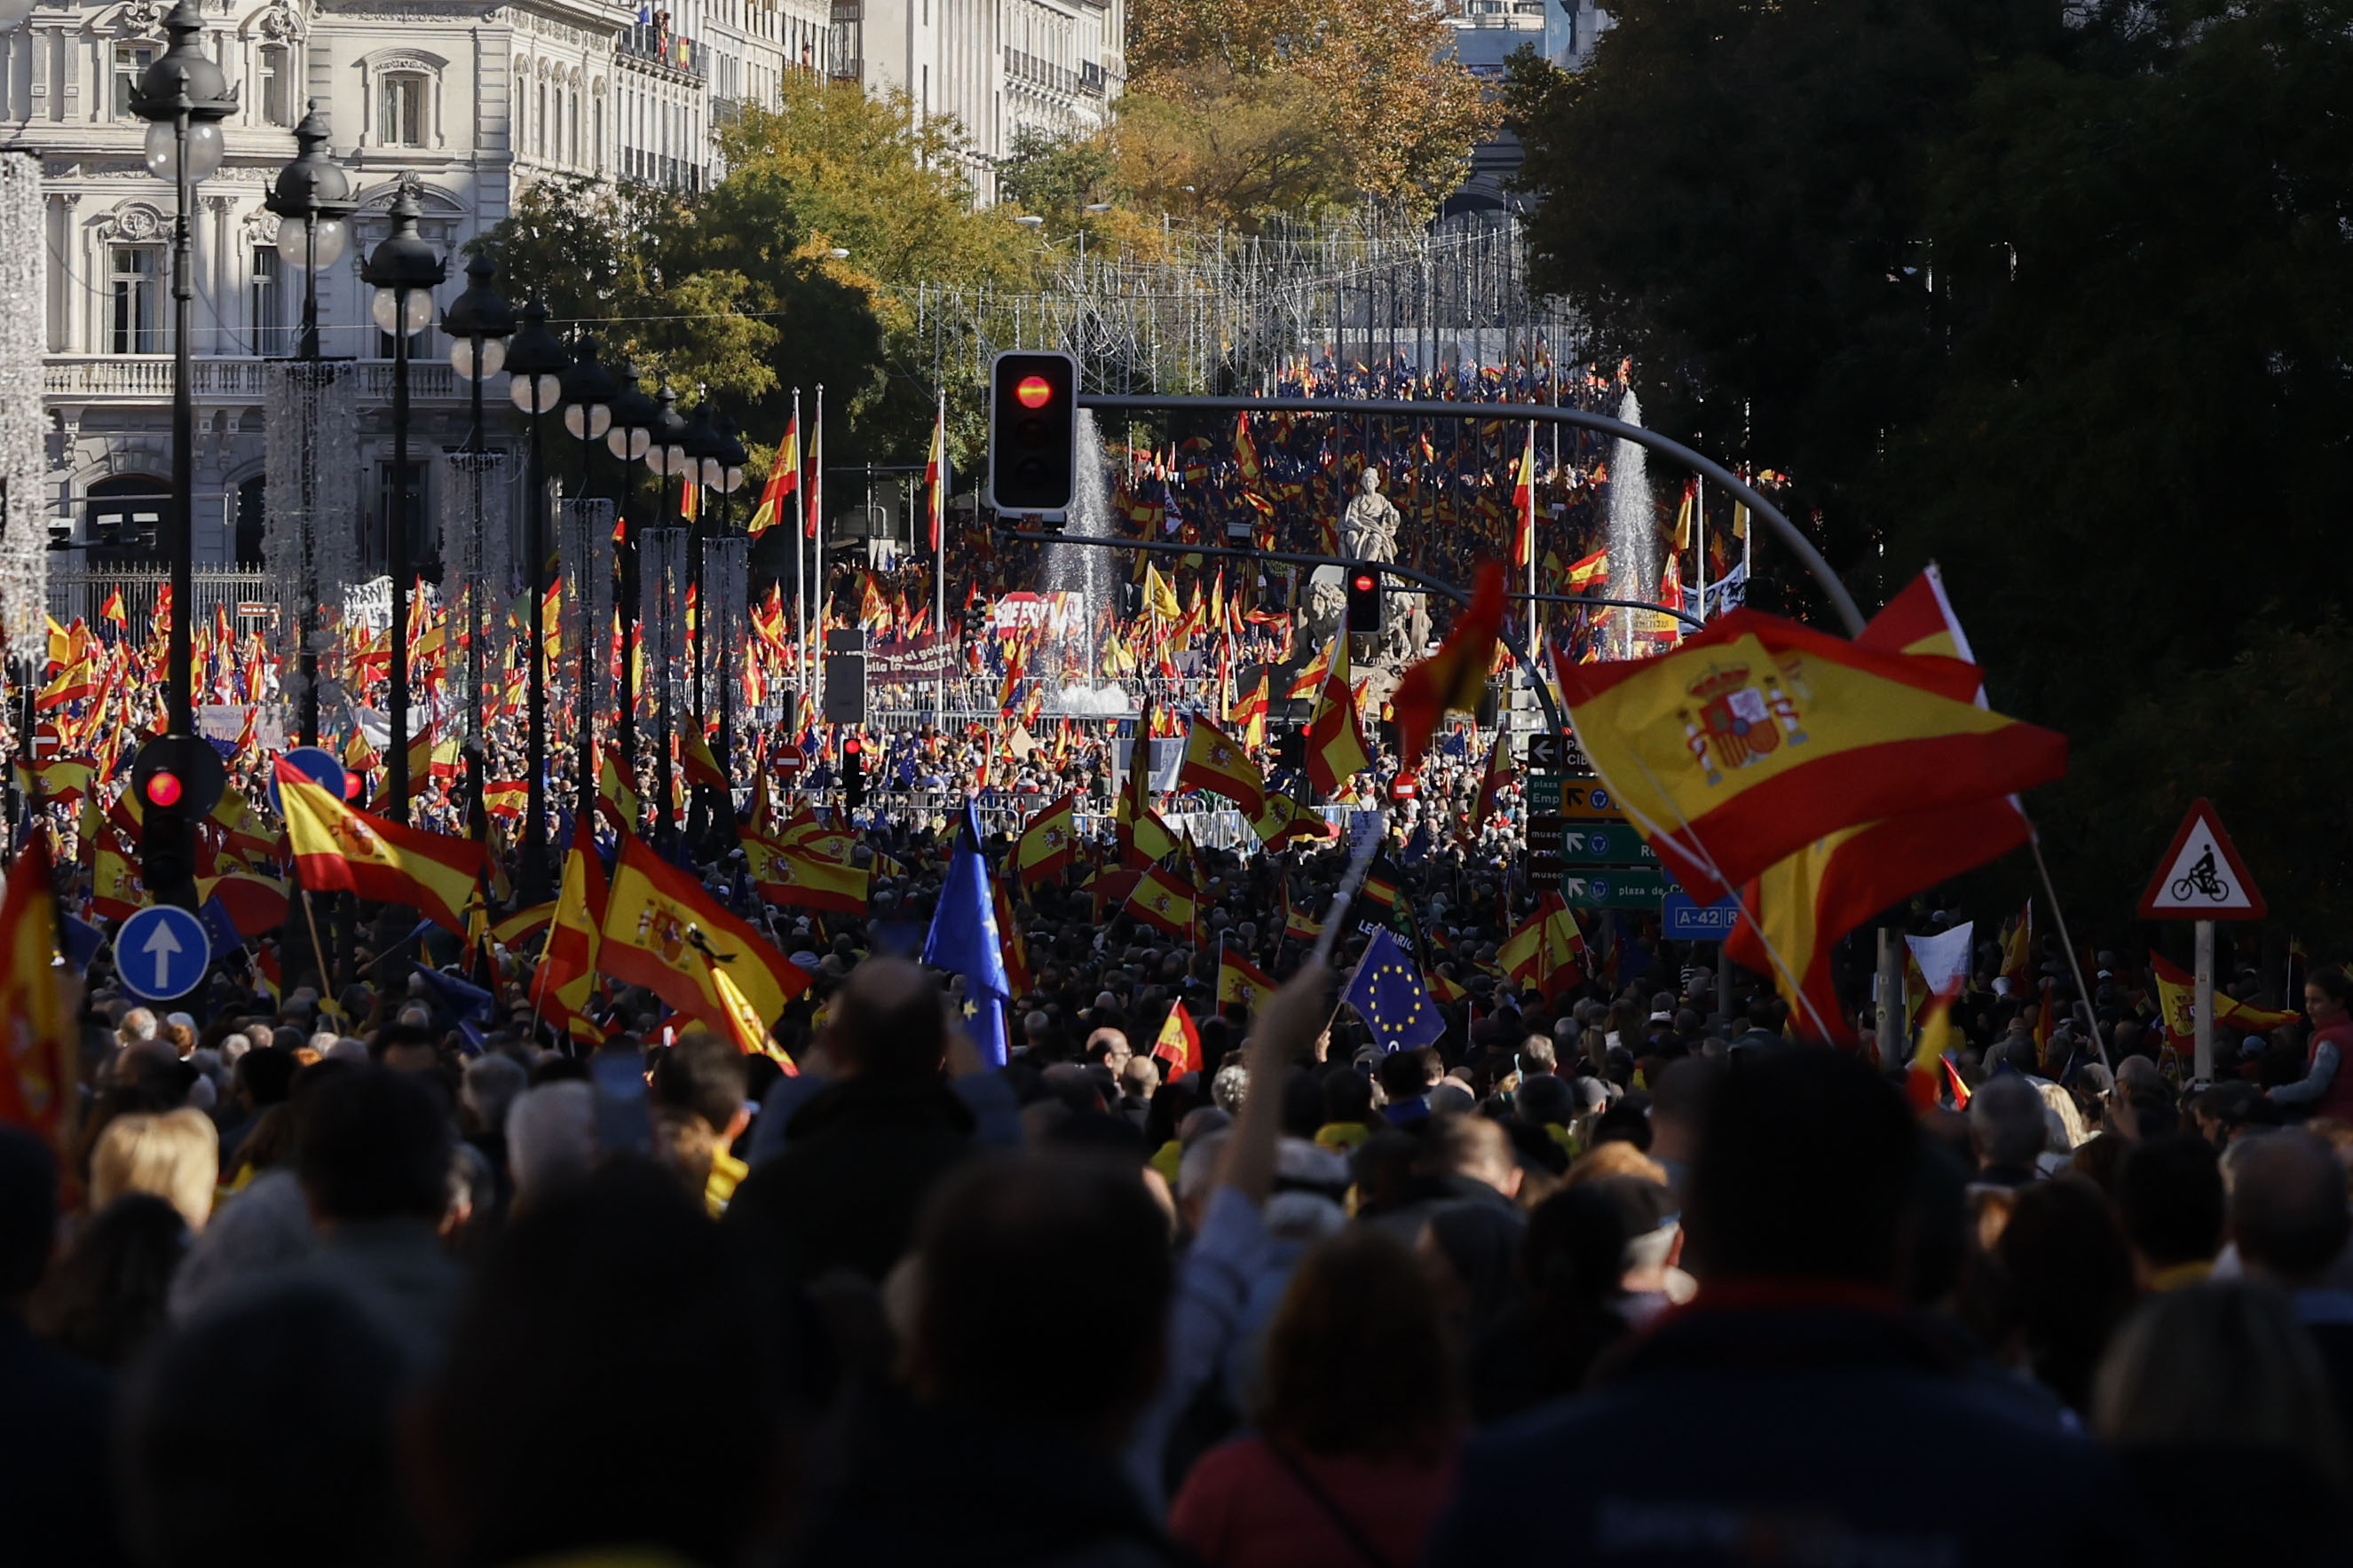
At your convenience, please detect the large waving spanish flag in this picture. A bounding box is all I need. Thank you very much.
[0,837,78,1154]
[1014,792,1078,887]
[1176,715,1267,819]
[1724,569,2037,1044]
[1555,607,2065,903]
[274,758,487,934]
[531,815,608,1038]
[600,833,809,1039]
[1391,561,1504,774]
[1305,628,1370,797]
[742,832,869,915]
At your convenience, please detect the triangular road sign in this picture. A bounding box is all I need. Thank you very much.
[2137,798,2267,920]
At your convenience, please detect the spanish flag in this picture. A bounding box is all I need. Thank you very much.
[531,816,607,1036]
[91,829,141,922]
[1176,715,1267,819]
[100,586,127,627]
[1230,674,1268,750]
[742,833,869,915]
[1498,894,1585,1001]
[1153,999,1203,1075]
[1567,548,1609,593]
[1723,569,2037,1044]
[600,833,810,1040]
[1117,704,1178,869]
[596,745,641,833]
[682,725,730,794]
[2148,950,2299,1050]
[1125,862,1197,940]
[748,415,800,536]
[1555,607,2065,902]
[0,836,77,1154]
[1216,949,1276,1013]
[1305,628,1370,797]
[1284,635,1333,702]
[1014,792,1078,887]
[2000,900,2033,989]
[275,759,488,934]
[1253,789,1334,851]
[1512,423,1536,569]
[994,872,1032,996]
[1233,411,1262,484]
[491,901,555,949]
[1391,561,1504,774]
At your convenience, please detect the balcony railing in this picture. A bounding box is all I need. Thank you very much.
[46,356,463,402]
[620,24,707,76]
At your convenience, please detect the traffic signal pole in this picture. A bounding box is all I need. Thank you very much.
[1073,392,1865,637]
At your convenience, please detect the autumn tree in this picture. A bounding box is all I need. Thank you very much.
[1117,0,1496,222]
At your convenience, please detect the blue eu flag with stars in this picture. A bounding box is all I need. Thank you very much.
[1344,926,1445,1053]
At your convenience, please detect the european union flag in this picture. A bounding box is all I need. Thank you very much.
[1344,926,1445,1053]
[921,800,1011,1066]
[199,895,244,957]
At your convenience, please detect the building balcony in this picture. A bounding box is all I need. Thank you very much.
[620,23,707,78]
[44,355,465,406]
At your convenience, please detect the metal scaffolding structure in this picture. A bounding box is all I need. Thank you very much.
[912,209,1590,396]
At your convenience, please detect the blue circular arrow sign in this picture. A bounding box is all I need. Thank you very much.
[272,745,348,816]
[115,903,214,1003]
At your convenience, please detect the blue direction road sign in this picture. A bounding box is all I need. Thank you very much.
[1662,891,1741,939]
[272,745,348,815]
[116,903,214,1002]
[1557,820,1656,866]
[1559,870,1674,910]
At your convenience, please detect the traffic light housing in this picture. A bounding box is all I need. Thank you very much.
[1346,568,1384,634]
[131,735,223,912]
[986,350,1078,515]
[841,735,867,809]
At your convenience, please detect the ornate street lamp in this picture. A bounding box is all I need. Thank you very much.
[441,252,515,841]
[559,336,617,821]
[360,186,446,823]
[603,366,659,800]
[502,299,569,901]
[264,102,356,747]
[641,384,692,847]
[129,0,237,742]
[265,102,354,360]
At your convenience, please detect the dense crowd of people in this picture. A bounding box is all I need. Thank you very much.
[8,780,2353,1566]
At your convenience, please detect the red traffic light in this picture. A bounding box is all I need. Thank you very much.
[343,771,364,799]
[1353,573,1376,593]
[842,737,862,756]
[1015,374,1054,409]
[145,770,183,808]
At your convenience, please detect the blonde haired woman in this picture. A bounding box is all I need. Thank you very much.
[91,1107,219,1231]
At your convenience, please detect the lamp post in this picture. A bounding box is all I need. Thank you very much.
[679,398,723,716]
[265,102,355,747]
[503,301,569,901]
[361,186,447,824]
[705,412,748,797]
[129,0,236,740]
[603,366,659,808]
[440,252,515,844]
[560,336,616,823]
[265,102,354,361]
[641,384,691,848]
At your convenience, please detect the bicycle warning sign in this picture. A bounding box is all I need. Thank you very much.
[2137,799,2268,920]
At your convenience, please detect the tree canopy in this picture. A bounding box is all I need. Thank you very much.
[1508,0,2353,937]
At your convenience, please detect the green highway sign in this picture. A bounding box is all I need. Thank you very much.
[1555,821,1655,865]
[1557,870,1676,910]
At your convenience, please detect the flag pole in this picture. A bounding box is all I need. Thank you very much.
[934,385,947,734]
[791,386,805,710]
